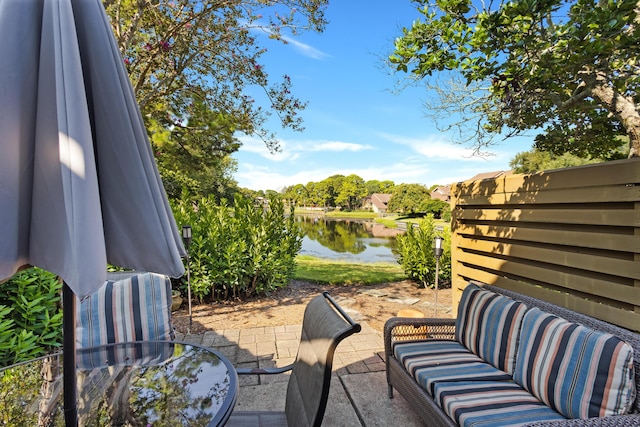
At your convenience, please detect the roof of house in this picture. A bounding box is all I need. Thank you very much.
[469,170,513,181]
[431,185,451,196]
[430,185,451,201]
[370,193,391,210]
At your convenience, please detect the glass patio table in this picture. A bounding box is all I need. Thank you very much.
[0,341,238,426]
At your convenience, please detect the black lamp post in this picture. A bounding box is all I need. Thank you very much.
[433,236,444,317]
[182,225,192,332]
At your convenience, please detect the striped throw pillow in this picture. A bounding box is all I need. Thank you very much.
[455,283,528,374]
[513,307,636,418]
[76,272,174,348]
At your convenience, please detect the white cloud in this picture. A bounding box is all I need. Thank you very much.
[281,36,329,60]
[249,22,329,60]
[238,135,373,162]
[309,141,373,152]
[381,133,483,160]
[236,163,340,191]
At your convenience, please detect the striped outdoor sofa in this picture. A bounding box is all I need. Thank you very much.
[384,283,640,427]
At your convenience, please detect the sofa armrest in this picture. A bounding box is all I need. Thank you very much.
[384,317,456,359]
[524,414,640,426]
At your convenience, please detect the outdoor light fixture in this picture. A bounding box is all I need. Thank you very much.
[433,236,444,317]
[182,225,193,331]
[433,235,444,259]
[182,225,192,248]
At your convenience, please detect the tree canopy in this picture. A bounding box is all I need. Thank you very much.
[104,0,328,199]
[387,183,431,215]
[390,0,640,157]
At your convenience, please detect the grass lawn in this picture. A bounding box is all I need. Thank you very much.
[294,255,406,285]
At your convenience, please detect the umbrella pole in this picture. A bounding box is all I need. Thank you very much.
[187,252,192,333]
[63,282,78,427]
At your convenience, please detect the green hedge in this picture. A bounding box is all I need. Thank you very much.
[172,194,302,300]
[0,268,63,367]
[396,215,451,288]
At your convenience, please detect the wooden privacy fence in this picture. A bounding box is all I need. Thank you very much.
[450,158,640,332]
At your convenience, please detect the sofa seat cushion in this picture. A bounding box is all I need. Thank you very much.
[456,283,528,375]
[393,340,512,396]
[434,380,567,427]
[513,307,636,419]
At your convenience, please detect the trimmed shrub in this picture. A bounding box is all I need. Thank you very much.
[172,194,302,300]
[396,215,451,288]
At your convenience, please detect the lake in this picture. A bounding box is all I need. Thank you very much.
[295,216,403,263]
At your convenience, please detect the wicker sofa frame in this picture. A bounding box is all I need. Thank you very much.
[384,284,640,427]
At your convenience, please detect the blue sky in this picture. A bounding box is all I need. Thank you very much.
[233,1,534,192]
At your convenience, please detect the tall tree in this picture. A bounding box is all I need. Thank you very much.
[336,174,368,211]
[390,0,640,157]
[388,184,431,215]
[104,0,328,199]
[105,0,327,151]
[153,97,240,200]
[365,179,396,195]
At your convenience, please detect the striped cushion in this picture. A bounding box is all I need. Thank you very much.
[394,340,512,396]
[77,341,174,369]
[76,272,174,348]
[434,380,566,426]
[513,307,636,418]
[455,283,528,374]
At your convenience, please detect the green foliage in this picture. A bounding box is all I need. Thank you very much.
[335,174,368,211]
[396,216,451,288]
[391,0,640,156]
[106,0,328,151]
[172,194,302,300]
[387,184,431,214]
[0,268,63,366]
[280,174,397,209]
[151,99,241,200]
[510,145,629,174]
[104,1,330,200]
[420,198,451,219]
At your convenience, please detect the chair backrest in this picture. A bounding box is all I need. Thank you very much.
[285,292,361,427]
[76,272,174,348]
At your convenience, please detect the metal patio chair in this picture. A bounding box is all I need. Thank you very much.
[227,291,361,427]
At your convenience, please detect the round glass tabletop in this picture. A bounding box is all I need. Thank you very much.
[0,341,238,426]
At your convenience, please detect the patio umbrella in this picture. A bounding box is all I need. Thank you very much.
[0,0,186,425]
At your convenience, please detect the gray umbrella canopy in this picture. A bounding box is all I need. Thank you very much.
[0,0,186,298]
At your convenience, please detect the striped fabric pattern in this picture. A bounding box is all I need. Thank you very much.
[76,272,173,348]
[434,380,566,427]
[77,341,174,369]
[394,340,512,395]
[513,307,636,419]
[455,283,528,374]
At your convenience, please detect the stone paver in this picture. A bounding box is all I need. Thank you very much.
[175,322,422,426]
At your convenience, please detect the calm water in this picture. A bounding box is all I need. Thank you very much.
[295,216,402,263]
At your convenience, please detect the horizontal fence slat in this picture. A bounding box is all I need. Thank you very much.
[451,160,640,331]
[453,267,640,332]
[452,158,640,196]
[456,207,640,227]
[454,250,640,306]
[455,237,640,280]
[454,185,640,205]
[455,223,640,253]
